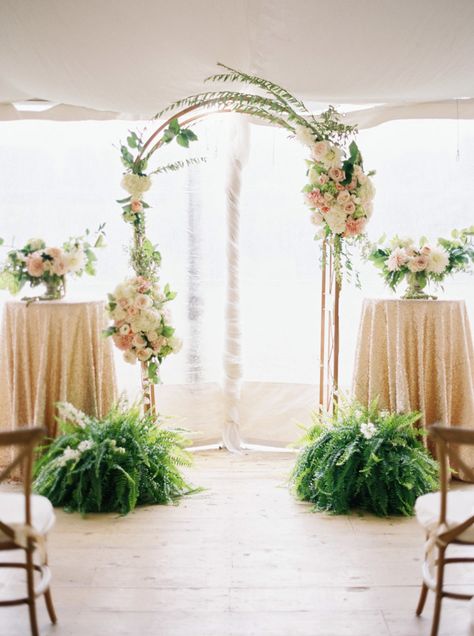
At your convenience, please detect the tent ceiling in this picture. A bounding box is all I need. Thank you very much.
[0,0,473,120]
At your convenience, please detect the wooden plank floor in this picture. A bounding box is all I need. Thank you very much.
[1,450,473,635]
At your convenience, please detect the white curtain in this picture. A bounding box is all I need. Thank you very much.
[0,116,473,446]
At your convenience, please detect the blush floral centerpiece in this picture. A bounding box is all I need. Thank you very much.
[367,228,474,299]
[0,226,105,301]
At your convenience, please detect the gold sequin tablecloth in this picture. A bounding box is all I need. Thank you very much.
[352,298,474,476]
[0,300,117,445]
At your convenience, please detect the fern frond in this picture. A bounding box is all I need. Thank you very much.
[150,157,207,175]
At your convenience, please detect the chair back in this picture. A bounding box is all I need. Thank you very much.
[0,428,45,538]
[429,425,474,536]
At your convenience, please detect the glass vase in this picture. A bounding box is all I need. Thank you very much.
[40,276,66,301]
[402,274,436,300]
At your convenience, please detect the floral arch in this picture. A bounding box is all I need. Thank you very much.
[105,65,375,445]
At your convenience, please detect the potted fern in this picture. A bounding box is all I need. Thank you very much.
[291,400,438,516]
[33,402,195,515]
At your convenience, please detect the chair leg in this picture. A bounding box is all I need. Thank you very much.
[416,581,429,616]
[44,587,57,624]
[25,546,39,636]
[430,546,446,636]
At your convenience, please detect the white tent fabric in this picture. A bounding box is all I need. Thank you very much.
[1,0,474,119]
[1,2,474,449]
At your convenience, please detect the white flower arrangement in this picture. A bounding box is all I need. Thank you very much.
[368,228,474,299]
[105,276,182,383]
[301,135,375,240]
[0,227,105,297]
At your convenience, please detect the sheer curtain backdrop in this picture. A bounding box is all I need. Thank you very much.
[0,117,473,445]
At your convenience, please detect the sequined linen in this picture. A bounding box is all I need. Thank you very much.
[352,299,474,479]
[0,301,117,466]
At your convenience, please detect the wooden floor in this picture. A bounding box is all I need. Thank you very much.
[1,451,473,636]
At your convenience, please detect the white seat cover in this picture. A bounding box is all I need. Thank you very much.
[0,493,55,541]
[416,491,474,542]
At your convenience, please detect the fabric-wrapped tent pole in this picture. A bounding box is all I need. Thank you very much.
[222,117,250,451]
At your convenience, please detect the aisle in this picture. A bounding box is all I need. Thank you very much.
[1,451,472,635]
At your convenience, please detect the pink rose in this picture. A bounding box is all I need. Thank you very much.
[132,334,147,348]
[118,298,129,308]
[127,306,139,317]
[45,247,62,259]
[113,333,134,351]
[52,257,67,276]
[344,217,367,237]
[136,276,151,293]
[318,174,329,185]
[335,184,345,191]
[321,205,331,214]
[337,191,351,204]
[408,255,429,272]
[26,253,45,277]
[328,167,345,182]
[312,140,329,160]
[131,200,143,213]
[420,246,431,255]
[343,201,356,214]
[347,179,357,190]
[305,190,322,208]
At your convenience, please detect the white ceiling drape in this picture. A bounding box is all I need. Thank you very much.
[0,0,473,121]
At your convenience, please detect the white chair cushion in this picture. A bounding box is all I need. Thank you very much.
[416,491,474,542]
[0,493,55,542]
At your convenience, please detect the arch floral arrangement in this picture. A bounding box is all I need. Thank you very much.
[104,64,375,408]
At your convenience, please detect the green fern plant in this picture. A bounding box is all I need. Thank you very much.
[291,400,438,516]
[33,402,196,515]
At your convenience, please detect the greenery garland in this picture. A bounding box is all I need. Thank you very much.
[33,403,194,515]
[291,401,438,516]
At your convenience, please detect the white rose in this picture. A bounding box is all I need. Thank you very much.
[387,247,409,272]
[168,337,183,353]
[137,347,153,362]
[111,306,127,322]
[325,208,347,234]
[134,294,153,310]
[27,238,46,251]
[427,247,449,274]
[123,350,137,364]
[358,179,375,203]
[310,211,324,226]
[121,173,152,198]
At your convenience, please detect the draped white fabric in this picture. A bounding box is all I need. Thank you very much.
[1,0,474,117]
[0,116,473,445]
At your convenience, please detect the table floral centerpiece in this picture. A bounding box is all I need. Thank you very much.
[0,226,105,301]
[366,227,474,299]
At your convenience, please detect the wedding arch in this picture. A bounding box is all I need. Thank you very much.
[104,65,375,448]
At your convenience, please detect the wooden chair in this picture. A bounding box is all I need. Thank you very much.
[0,428,57,636]
[415,425,474,636]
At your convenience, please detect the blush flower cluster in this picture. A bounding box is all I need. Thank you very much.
[105,276,182,382]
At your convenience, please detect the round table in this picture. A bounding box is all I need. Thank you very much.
[352,298,474,478]
[0,300,117,445]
